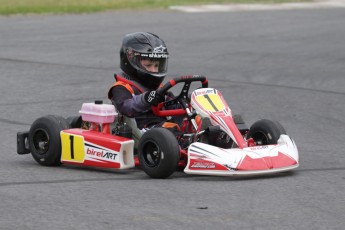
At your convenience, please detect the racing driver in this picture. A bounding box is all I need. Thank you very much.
[108,32,180,131]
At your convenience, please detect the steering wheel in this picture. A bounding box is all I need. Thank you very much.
[152,75,208,117]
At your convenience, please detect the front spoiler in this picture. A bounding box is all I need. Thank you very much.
[184,164,299,176]
[184,135,299,176]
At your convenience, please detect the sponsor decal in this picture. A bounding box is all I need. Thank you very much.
[86,147,117,161]
[147,91,156,103]
[181,75,201,79]
[149,53,167,58]
[141,53,168,58]
[194,89,215,96]
[153,45,167,53]
[191,162,216,169]
[249,146,269,151]
[139,45,168,59]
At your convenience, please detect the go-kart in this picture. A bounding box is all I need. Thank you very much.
[16,75,299,178]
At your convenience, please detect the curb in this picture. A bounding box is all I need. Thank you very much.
[169,0,345,12]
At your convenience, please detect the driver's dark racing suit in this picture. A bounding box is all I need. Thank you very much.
[108,73,180,131]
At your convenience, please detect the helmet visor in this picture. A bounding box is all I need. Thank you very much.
[127,51,168,76]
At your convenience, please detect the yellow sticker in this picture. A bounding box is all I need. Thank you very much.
[195,94,225,112]
[61,132,85,163]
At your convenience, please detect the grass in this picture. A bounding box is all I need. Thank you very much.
[0,0,313,15]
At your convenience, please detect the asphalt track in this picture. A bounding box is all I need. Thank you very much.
[1,7,345,230]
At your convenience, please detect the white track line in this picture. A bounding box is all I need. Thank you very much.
[170,0,345,13]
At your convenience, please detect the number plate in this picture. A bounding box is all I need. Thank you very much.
[61,132,85,163]
[194,93,225,112]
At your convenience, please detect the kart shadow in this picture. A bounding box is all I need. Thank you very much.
[61,164,144,176]
[174,170,298,181]
[12,159,299,181]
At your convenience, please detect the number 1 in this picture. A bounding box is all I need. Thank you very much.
[69,135,74,159]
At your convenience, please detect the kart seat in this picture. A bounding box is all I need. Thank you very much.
[109,99,143,148]
[122,116,143,149]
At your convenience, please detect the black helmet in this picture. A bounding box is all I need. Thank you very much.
[120,32,169,89]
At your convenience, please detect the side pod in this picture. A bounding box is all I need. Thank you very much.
[60,129,135,169]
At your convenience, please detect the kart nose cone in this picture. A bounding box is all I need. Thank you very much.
[237,151,298,171]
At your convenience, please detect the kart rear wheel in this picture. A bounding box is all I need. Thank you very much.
[138,128,180,179]
[249,119,286,145]
[29,115,70,166]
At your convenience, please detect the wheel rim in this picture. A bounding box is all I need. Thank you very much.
[32,129,50,155]
[142,141,161,168]
[252,131,270,145]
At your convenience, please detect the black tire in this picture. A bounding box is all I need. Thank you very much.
[28,115,70,166]
[248,119,286,145]
[138,128,180,179]
[66,115,82,128]
[233,114,245,124]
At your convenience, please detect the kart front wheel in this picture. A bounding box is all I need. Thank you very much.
[248,119,286,145]
[29,115,70,166]
[138,128,180,179]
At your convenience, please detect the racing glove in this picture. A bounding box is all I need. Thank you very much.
[143,90,164,106]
